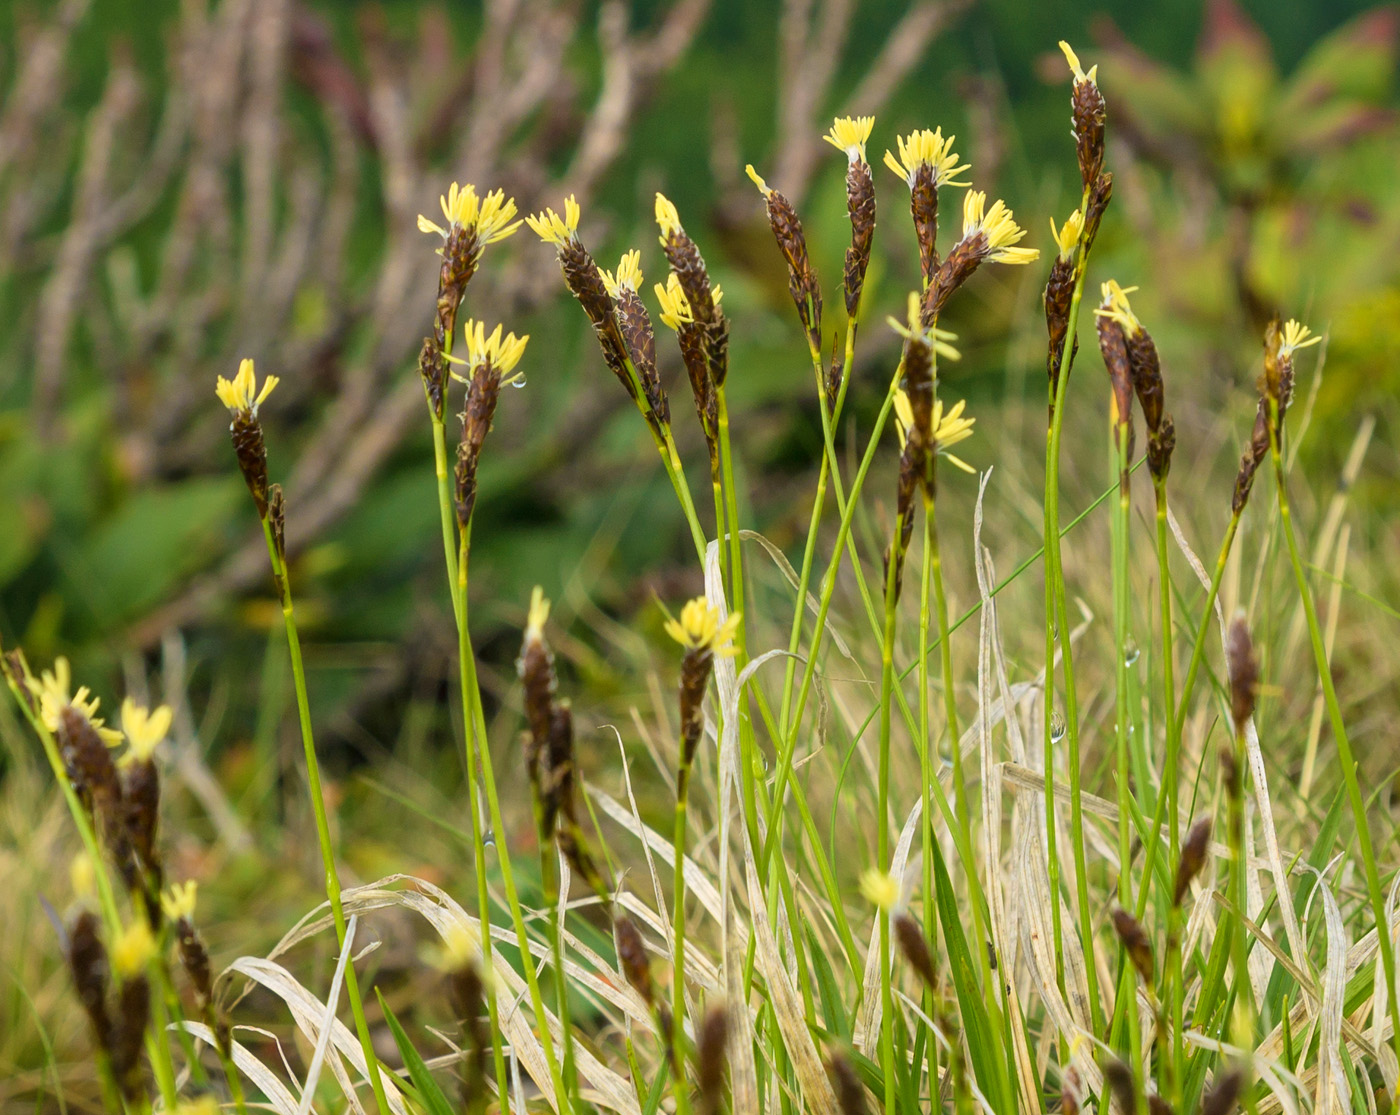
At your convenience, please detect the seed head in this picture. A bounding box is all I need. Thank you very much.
[828,1048,871,1115]
[1111,907,1155,987]
[747,164,823,349]
[696,1005,729,1115]
[614,914,655,1006]
[1060,42,1106,188]
[893,911,938,990]
[1201,1068,1244,1115]
[1174,816,1212,906]
[67,910,111,1049]
[1225,610,1258,737]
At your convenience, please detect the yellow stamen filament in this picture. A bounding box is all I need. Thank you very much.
[215,357,279,415]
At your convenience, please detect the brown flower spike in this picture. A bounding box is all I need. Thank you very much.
[746,165,822,352]
[824,116,877,317]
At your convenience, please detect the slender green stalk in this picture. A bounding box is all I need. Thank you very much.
[1137,511,1241,922]
[1267,402,1400,1066]
[459,577,571,1108]
[1043,195,1094,1008]
[876,528,903,1115]
[260,520,392,1115]
[916,498,940,1099]
[431,416,512,1108]
[1151,478,1183,1111]
[1110,429,1132,910]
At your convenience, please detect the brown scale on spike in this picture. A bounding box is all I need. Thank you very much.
[121,757,162,897]
[1148,414,1176,483]
[1069,67,1106,190]
[1201,1068,1243,1115]
[679,641,715,771]
[1174,816,1212,906]
[1111,907,1155,986]
[174,915,213,1014]
[617,287,668,427]
[922,231,986,324]
[696,1005,729,1115]
[707,312,731,391]
[229,409,271,518]
[454,364,503,531]
[1096,311,1136,462]
[885,443,920,602]
[911,162,940,282]
[1082,172,1114,255]
[67,910,112,1052]
[58,705,122,830]
[1045,252,1077,404]
[110,974,150,1099]
[894,911,938,990]
[679,321,718,463]
[661,229,717,327]
[828,1049,871,1115]
[419,337,448,422]
[1126,327,1165,434]
[615,914,655,1007]
[1226,613,1258,739]
[1232,398,1271,515]
[843,157,876,316]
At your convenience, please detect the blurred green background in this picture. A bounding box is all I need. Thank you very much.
[0,0,1395,767]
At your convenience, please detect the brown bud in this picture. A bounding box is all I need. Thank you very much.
[229,409,271,518]
[58,705,123,831]
[1096,311,1135,460]
[1148,415,1176,483]
[617,287,668,428]
[455,364,503,531]
[174,916,214,1012]
[843,158,876,317]
[3,648,37,716]
[1148,1095,1174,1115]
[1225,611,1258,738]
[110,974,150,1099]
[696,1004,729,1115]
[1174,816,1212,906]
[1111,907,1155,987]
[662,229,718,328]
[825,330,844,415]
[615,914,655,1007]
[560,240,615,330]
[1125,327,1165,434]
[67,910,112,1050]
[923,232,985,324]
[910,162,940,283]
[708,312,731,391]
[758,183,823,351]
[268,484,287,564]
[827,1048,870,1115]
[894,911,938,990]
[1201,1069,1244,1115]
[121,757,162,888]
[679,646,715,772]
[1070,74,1107,190]
[1103,1057,1136,1115]
[1045,254,1076,400]
[447,956,489,1114]
[679,320,718,463]
[419,337,448,421]
[1231,399,1270,515]
[1081,172,1114,256]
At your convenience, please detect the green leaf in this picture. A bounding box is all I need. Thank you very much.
[933,841,1010,1115]
[377,990,458,1115]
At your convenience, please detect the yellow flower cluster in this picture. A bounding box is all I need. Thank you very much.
[601,250,644,298]
[215,358,279,416]
[1050,209,1084,262]
[1095,279,1143,335]
[526,195,582,246]
[882,128,970,189]
[962,191,1038,265]
[454,320,529,385]
[653,273,724,333]
[417,182,522,244]
[823,115,875,162]
[121,697,173,762]
[664,597,740,656]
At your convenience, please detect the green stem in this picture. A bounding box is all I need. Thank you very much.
[1268,401,1400,1068]
[876,518,904,1115]
[671,762,695,1115]
[260,519,392,1115]
[917,499,940,1100]
[431,416,513,1110]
